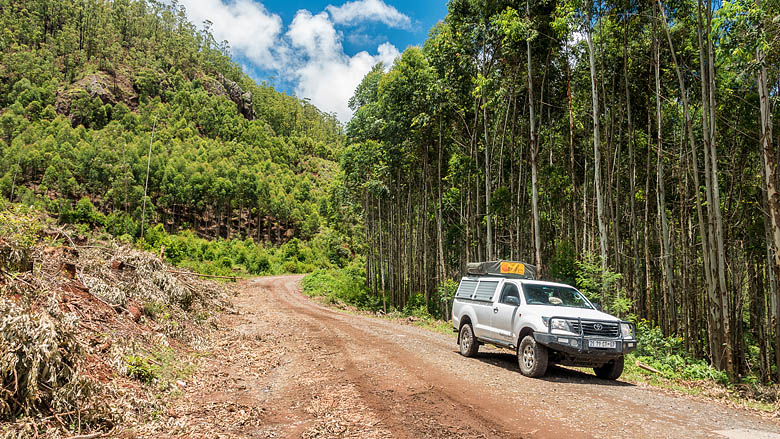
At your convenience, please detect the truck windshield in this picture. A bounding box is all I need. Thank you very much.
[523,284,593,309]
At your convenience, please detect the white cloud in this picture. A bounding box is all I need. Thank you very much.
[287,10,400,122]
[178,0,283,68]
[288,11,340,58]
[179,1,404,122]
[326,0,411,29]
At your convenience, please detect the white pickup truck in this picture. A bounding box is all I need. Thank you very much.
[451,261,637,380]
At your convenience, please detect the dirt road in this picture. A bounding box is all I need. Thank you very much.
[148,275,780,439]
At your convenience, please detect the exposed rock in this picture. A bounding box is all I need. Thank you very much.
[55,71,138,119]
[217,73,254,120]
[201,75,228,98]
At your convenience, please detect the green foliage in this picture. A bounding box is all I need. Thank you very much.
[137,226,332,277]
[403,293,431,319]
[548,240,577,284]
[0,205,42,250]
[124,355,158,384]
[437,278,459,314]
[124,347,196,388]
[0,204,43,272]
[575,253,632,319]
[60,197,106,227]
[632,321,729,385]
[301,262,372,308]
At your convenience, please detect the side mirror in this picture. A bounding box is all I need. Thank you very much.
[505,296,520,306]
[592,301,601,310]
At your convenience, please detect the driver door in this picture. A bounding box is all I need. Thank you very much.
[492,281,522,344]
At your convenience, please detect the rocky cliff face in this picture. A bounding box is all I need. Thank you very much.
[55,71,138,125]
[216,73,254,120]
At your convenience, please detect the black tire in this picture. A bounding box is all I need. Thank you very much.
[594,356,625,380]
[517,335,548,377]
[459,323,479,357]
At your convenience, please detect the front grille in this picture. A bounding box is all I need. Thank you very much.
[569,320,619,338]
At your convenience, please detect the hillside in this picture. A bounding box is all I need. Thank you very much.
[0,0,344,247]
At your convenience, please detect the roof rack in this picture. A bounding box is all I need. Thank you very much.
[466,260,537,280]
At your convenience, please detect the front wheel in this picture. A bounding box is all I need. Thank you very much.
[594,356,625,380]
[459,323,479,357]
[517,335,548,378]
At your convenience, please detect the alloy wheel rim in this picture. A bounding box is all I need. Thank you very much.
[523,345,535,369]
[461,328,471,352]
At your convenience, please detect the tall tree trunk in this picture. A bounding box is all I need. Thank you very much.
[437,114,446,287]
[658,0,712,338]
[528,0,542,276]
[757,31,780,381]
[697,0,724,370]
[484,103,494,261]
[654,3,675,334]
[586,7,608,274]
[623,16,639,305]
[705,0,732,377]
[566,40,578,255]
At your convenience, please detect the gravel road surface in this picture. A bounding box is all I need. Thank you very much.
[148,275,780,439]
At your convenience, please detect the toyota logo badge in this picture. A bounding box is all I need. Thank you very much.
[593,323,603,331]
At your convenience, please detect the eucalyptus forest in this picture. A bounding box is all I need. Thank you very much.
[1,0,779,390]
[341,0,780,384]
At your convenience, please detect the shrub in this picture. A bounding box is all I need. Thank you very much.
[403,293,431,319]
[301,263,370,308]
[632,320,729,385]
[124,355,158,384]
[0,205,42,272]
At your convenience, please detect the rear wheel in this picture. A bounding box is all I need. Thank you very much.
[459,323,479,357]
[594,356,625,380]
[517,335,548,378]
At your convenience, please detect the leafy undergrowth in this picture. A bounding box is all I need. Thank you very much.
[0,203,234,438]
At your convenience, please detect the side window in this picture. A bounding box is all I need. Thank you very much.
[474,280,499,301]
[455,280,478,299]
[499,283,520,304]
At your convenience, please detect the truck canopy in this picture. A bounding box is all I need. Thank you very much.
[465,260,537,280]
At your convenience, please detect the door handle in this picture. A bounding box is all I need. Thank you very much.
[493,307,499,313]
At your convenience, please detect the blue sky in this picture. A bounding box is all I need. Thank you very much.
[178,0,448,122]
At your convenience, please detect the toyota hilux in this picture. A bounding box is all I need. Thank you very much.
[451,261,637,379]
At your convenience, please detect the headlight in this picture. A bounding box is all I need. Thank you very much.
[543,317,569,331]
[620,323,633,338]
[551,319,569,331]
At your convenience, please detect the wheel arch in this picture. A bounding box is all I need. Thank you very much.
[457,315,473,343]
[516,326,535,349]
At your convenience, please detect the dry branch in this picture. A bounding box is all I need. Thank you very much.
[166,270,236,281]
[636,360,661,374]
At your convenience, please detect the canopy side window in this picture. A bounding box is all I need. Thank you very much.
[474,280,499,301]
[455,279,479,299]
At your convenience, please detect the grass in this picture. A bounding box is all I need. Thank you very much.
[125,346,199,390]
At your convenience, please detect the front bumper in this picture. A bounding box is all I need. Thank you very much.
[534,332,637,357]
[534,316,638,358]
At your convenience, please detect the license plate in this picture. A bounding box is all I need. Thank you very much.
[588,340,616,349]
